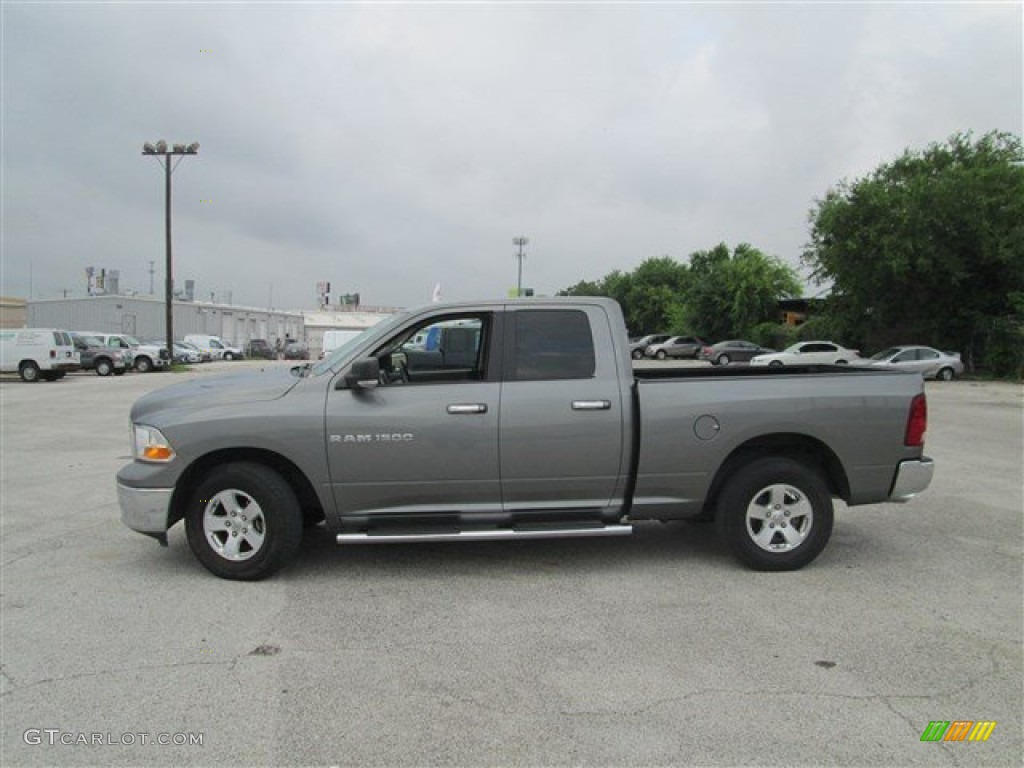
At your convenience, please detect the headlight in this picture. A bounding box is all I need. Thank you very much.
[132,424,176,462]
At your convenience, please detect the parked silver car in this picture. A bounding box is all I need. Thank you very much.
[629,334,671,360]
[699,340,775,366]
[859,346,964,381]
[645,335,707,360]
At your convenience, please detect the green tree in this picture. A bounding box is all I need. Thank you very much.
[559,258,691,335]
[803,130,1024,370]
[683,243,802,340]
[559,246,800,340]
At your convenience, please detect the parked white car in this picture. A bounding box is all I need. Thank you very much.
[0,328,80,381]
[750,341,860,367]
[857,346,964,381]
[183,334,244,361]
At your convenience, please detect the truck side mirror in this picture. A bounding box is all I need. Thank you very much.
[342,357,380,391]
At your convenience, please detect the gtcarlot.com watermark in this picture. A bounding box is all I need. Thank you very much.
[24,729,203,747]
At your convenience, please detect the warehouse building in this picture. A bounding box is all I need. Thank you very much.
[25,294,397,356]
[27,294,304,347]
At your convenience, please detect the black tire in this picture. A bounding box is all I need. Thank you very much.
[224,352,235,361]
[937,367,954,382]
[716,457,834,571]
[95,358,113,376]
[631,349,644,360]
[135,356,153,373]
[769,360,783,368]
[835,359,848,365]
[185,463,303,580]
[19,362,41,382]
[717,354,731,366]
[655,350,667,360]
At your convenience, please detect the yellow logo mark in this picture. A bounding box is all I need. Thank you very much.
[968,721,997,742]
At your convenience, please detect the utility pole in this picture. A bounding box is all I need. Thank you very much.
[513,236,529,298]
[142,140,199,360]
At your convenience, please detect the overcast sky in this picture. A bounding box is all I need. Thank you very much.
[2,2,1021,311]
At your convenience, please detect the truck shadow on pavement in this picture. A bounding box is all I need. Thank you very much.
[282,519,731,580]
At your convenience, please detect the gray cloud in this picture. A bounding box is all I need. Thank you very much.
[3,3,1021,309]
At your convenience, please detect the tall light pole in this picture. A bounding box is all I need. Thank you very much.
[142,140,199,360]
[513,236,529,298]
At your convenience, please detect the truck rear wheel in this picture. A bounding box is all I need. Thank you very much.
[185,463,303,580]
[716,457,833,571]
[95,358,113,376]
[135,356,153,373]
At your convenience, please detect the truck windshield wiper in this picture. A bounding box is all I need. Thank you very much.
[290,362,312,377]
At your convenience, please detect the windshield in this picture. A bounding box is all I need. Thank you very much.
[870,347,901,361]
[311,312,404,375]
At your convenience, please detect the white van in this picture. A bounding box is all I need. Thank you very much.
[320,329,364,359]
[183,334,244,361]
[0,328,80,382]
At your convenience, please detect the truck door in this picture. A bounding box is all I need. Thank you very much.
[499,306,628,517]
[325,312,502,524]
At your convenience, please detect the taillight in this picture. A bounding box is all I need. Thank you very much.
[905,393,927,447]
[50,349,56,358]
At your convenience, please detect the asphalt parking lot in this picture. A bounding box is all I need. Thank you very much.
[1,362,1021,766]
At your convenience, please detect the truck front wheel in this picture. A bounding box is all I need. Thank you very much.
[185,463,303,580]
[716,457,833,571]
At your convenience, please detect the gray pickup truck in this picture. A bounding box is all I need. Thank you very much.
[117,298,933,580]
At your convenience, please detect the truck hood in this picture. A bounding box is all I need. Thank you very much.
[131,366,303,422]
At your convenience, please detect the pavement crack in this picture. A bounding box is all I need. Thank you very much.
[0,658,241,696]
[0,664,19,688]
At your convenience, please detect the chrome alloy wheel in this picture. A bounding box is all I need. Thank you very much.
[745,484,813,553]
[203,489,267,561]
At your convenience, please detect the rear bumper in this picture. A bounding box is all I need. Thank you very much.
[889,458,934,502]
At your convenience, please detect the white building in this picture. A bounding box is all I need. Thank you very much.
[27,295,304,347]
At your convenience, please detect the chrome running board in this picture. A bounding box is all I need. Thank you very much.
[337,524,632,545]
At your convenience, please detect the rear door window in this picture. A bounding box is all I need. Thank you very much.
[509,310,595,381]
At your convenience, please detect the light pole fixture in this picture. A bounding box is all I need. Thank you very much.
[513,236,529,298]
[142,140,199,361]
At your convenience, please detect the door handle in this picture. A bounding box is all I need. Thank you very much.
[447,404,488,414]
[572,400,611,411]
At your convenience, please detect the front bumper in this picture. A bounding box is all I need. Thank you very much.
[889,457,935,502]
[117,481,174,535]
